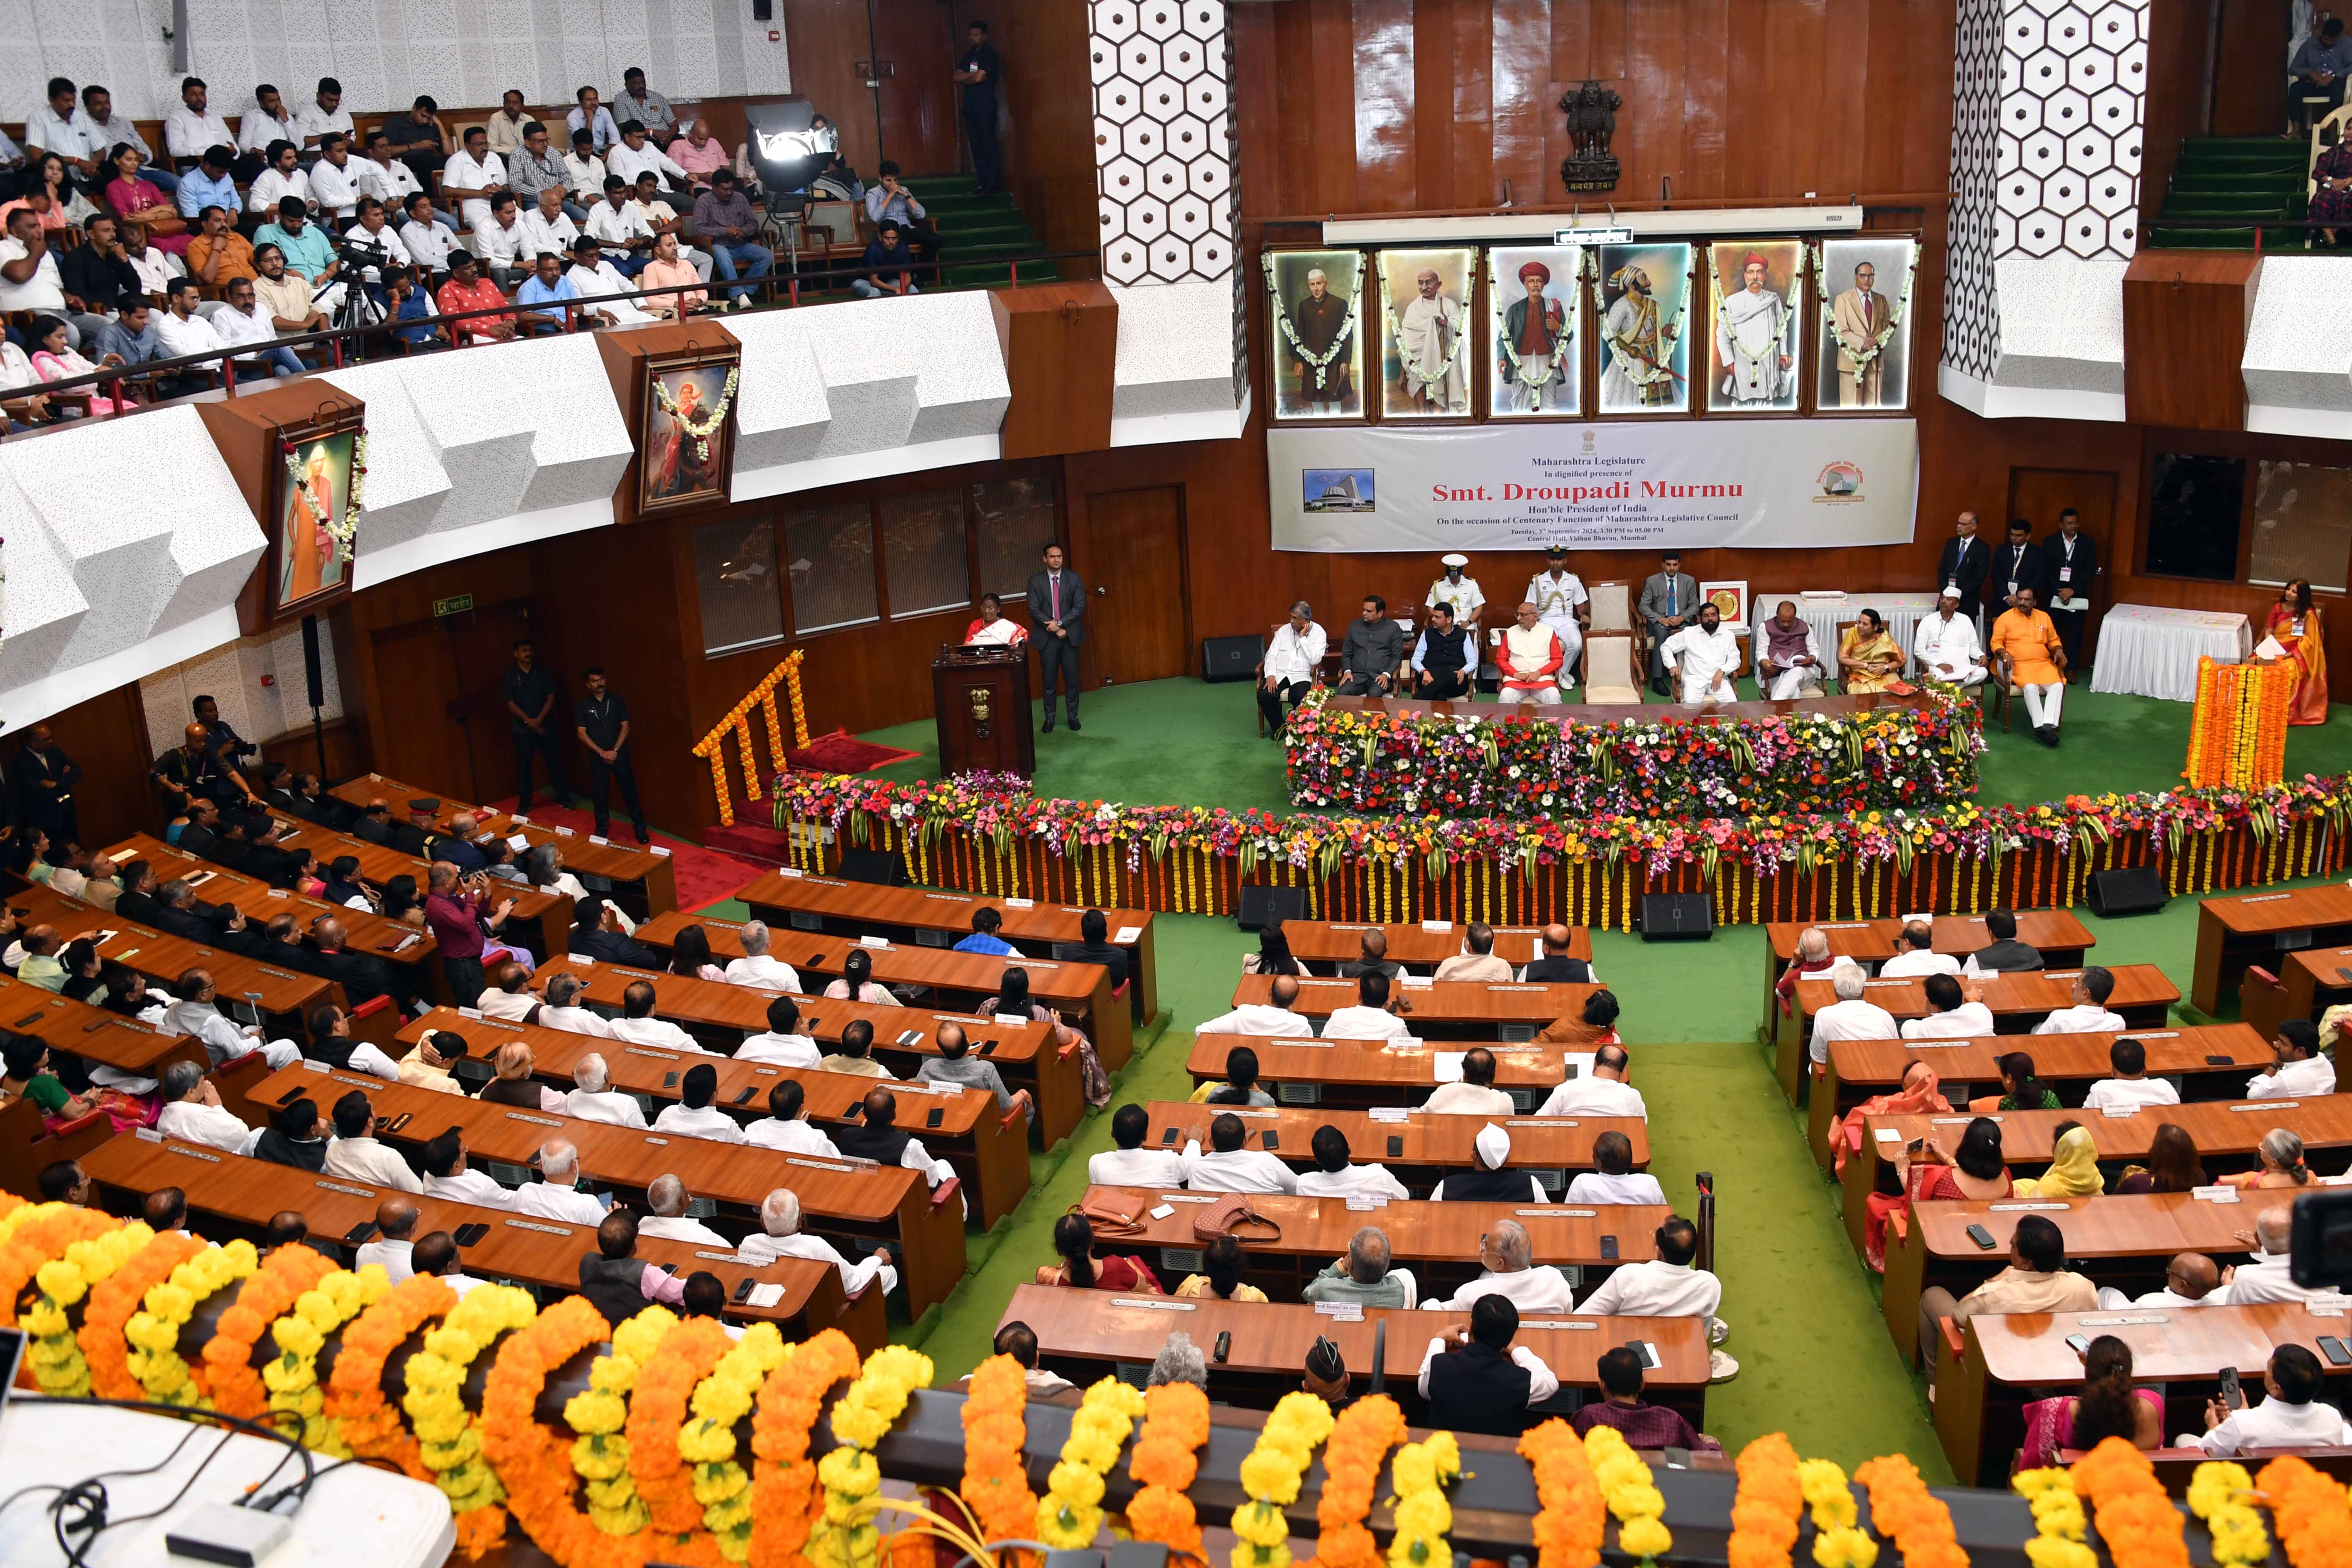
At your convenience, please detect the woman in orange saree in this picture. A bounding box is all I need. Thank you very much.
[2266,577,2330,726]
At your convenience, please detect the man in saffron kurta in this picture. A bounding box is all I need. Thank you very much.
[1990,587,2069,746]
[1498,602,1566,705]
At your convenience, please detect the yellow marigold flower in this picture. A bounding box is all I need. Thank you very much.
[37,1260,87,1307]
[2024,1537,2097,1568]
[1392,1491,1452,1539]
[565,1389,628,1434]
[1048,1460,1108,1510]
[611,1307,676,1364]
[1814,1525,1879,1568]
[1239,1447,1306,1505]
[1618,1517,1673,1560]
[24,1303,70,1339]
[1606,1483,1666,1522]
[1229,1500,1291,1548]
[817,1447,880,1498]
[569,1434,632,1480]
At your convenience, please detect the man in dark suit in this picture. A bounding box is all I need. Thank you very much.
[1522,924,1594,984]
[571,895,660,966]
[1934,511,1990,626]
[240,822,307,886]
[11,724,82,847]
[427,812,490,874]
[175,800,225,860]
[114,860,161,924]
[2042,508,2099,679]
[1024,542,1085,732]
[306,915,404,1010]
[1965,908,2043,974]
[283,773,354,829]
[152,880,248,949]
[1993,518,2049,618]
[1636,553,1701,697]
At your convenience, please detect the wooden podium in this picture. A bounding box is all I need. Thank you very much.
[933,645,1035,778]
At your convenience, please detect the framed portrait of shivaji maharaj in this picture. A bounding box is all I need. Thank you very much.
[1376,247,1475,419]
[639,345,740,515]
[1595,242,1690,416]
[1815,236,1919,411]
[1486,245,1583,418]
[264,406,363,619]
[1263,249,1365,420]
[1707,240,1803,414]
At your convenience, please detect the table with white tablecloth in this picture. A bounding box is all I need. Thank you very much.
[1748,591,1945,679]
[2087,603,2254,702]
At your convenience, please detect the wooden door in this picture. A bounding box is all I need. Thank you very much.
[445,599,558,807]
[870,0,960,175]
[365,599,555,806]
[1079,485,1190,686]
[781,0,885,180]
[2007,467,2119,661]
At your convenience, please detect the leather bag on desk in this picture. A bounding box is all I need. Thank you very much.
[1192,1192,1281,1243]
[1071,1195,1146,1238]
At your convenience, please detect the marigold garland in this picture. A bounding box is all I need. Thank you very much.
[1855,1453,1965,1568]
[1583,1426,1669,1565]
[2069,1438,2187,1568]
[815,1344,935,1568]
[1518,1419,1605,1568]
[630,1315,740,1540]
[1129,1379,1215,1558]
[266,1265,389,1456]
[1229,1391,1336,1568]
[684,1321,789,1563]
[749,1327,860,1568]
[2013,1468,2091,1568]
[481,1295,622,1568]
[329,1272,456,1480]
[17,1210,147,1396]
[80,1230,205,1400]
[2257,1455,2352,1568]
[1728,1435,1802,1568]
[1035,1375,1146,1553]
[1307,1394,1405,1568]
[1385,1430,1464,1568]
[404,1282,539,1557]
[958,1356,1037,1563]
[1797,1457,1874,1568]
[202,1243,338,1421]
[2185,1462,2269,1568]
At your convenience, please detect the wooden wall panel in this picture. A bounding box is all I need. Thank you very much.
[2212,0,2287,137]
[978,0,1097,269]
[2142,0,2217,229]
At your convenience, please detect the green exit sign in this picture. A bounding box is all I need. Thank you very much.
[433,593,475,618]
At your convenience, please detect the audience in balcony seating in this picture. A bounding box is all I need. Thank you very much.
[101,144,186,252]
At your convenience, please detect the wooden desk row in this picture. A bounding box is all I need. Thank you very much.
[997,1282,1711,1422]
[1779,964,2182,1105]
[1807,1024,2273,1170]
[737,867,1159,1025]
[77,1133,887,1349]
[1765,912,2096,1028]
[2192,884,2352,1016]
[1837,1097,2352,1258]
[1138,1102,1648,1182]
[0,973,206,1200]
[1277,921,1594,975]
[1228,974,1593,1039]
[1187,1034,1599,1112]
[266,818,572,959]
[15,886,340,1038]
[395,1008,1032,1230]
[1080,1184,1666,1303]
[527,958,1089,1149]
[628,916,1132,1072]
[333,770,677,918]
[233,1060,969,1316]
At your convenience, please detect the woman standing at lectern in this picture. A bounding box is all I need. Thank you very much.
[965,593,1028,648]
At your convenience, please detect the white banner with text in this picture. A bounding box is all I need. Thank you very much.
[1269,418,1919,552]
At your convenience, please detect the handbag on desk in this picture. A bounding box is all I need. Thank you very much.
[1070,1195,1146,1238]
[1192,1192,1281,1243]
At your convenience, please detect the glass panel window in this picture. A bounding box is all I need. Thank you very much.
[880,487,971,618]
[2145,453,2244,582]
[2252,460,2352,592]
[691,517,787,657]
[973,474,1059,595]
[784,498,880,633]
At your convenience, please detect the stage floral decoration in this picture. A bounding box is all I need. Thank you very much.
[1587,1426,1669,1565]
[406,1282,539,1556]
[1307,1393,1405,1568]
[24,1213,150,1398]
[1518,1419,1605,1568]
[570,1305,667,1533]
[1038,1375,1145,1551]
[2184,1462,2269,1568]
[1854,1454,1964,1568]
[815,1343,936,1568]
[699,649,808,826]
[1797,1458,1874,1568]
[682,1320,790,1561]
[2013,1468,2091,1568]
[2186,656,2293,791]
[1232,1391,1337,1568]
[958,1356,1038,1562]
[1384,1429,1464,1568]
[331,1272,456,1478]
[1727,1435,1801,1568]
[2069,1439,2186,1568]
[128,1236,258,1407]
[202,1239,337,1420]
[1128,1378,1213,1557]
[656,367,740,465]
[631,1315,739,1540]
[751,1327,862,1568]
[479,1294,608,1568]
[267,1264,389,1454]
[2256,1454,2352,1568]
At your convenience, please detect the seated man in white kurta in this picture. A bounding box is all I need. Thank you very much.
[1658,603,1742,703]
[1755,600,1825,700]
[1497,601,1565,706]
[1912,589,1987,689]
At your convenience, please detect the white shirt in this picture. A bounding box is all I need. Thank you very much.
[2197,1396,2352,1456]
[0,239,66,312]
[1914,612,1986,678]
[400,220,457,272]
[151,305,229,359]
[563,150,609,199]
[738,1031,822,1067]
[744,1118,842,1154]
[1181,1144,1297,1195]
[1810,998,1903,1062]
[607,139,688,186]
[652,1103,748,1143]
[158,1098,256,1153]
[312,1042,402,1083]
[586,199,654,258]
[1088,1146,1189,1188]
[354,1237,413,1281]
[358,158,425,208]
[1526,572,1590,634]
[1880,949,1962,978]
[567,259,656,321]
[166,106,237,159]
[608,1015,702,1051]
[1197,1005,1313,1036]
[736,1230,896,1298]
[1323,1005,1413,1041]
[2081,1076,2180,1112]
[1422,1083,1516,1116]
[539,1004,613,1038]
[472,215,530,268]
[1431,1265,1579,1315]
[1567,1171,1668,1205]
[441,150,509,230]
[309,155,364,218]
[518,207,581,262]
[1418,1337,1561,1405]
[215,296,283,353]
[1264,622,1328,686]
[2220,1250,2352,1308]
[247,164,312,215]
[1535,1075,1647,1119]
[2033,1005,2128,1036]
[1578,1258,1725,1320]
[479,989,538,1022]
[564,1087,649,1128]
[293,103,355,149]
[727,955,804,991]
[26,106,95,163]
[1296,1162,1410,1200]
[237,107,294,154]
[1659,624,1743,701]
[127,245,185,296]
[1903,1002,1996,1040]
[2248,1054,2336,1100]
[325,1136,422,1193]
[640,1214,730,1247]
[513,1183,608,1225]
[425,1168,513,1209]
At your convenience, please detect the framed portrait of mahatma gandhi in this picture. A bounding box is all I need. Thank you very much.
[1707,241,1803,414]
[1376,247,1475,419]
[1486,246,1583,418]
[1814,236,1918,411]
[1595,243,1690,416]
[1263,249,1365,421]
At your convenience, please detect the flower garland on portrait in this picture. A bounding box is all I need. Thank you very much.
[656,368,741,465]
[1706,245,1806,404]
[1487,248,1585,409]
[1808,239,1919,381]
[1377,252,1472,406]
[1264,252,1363,396]
[281,427,367,565]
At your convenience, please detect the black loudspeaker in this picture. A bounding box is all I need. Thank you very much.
[301,614,325,710]
[841,847,907,887]
[1236,885,1307,931]
[2087,866,2169,917]
[1201,635,1265,684]
[751,0,772,17]
[1638,893,1714,941]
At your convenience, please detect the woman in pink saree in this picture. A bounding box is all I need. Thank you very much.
[2016,1334,2163,1471]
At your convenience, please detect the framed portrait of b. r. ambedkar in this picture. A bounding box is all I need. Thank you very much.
[1263,249,1365,420]
[1487,245,1583,418]
[1815,236,1918,411]
[1707,240,1803,414]
[1376,247,1475,419]
[1596,242,1691,416]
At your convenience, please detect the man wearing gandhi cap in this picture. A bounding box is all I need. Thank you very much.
[1429,1122,1549,1205]
[1426,553,1484,637]
[1498,256,1571,413]
[1717,247,1794,405]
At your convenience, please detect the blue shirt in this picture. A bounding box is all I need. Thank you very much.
[863,187,925,226]
[177,166,240,220]
[954,933,1017,956]
[515,273,579,321]
[253,220,336,280]
[393,292,436,346]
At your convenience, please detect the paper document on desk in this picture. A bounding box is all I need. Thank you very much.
[2257,636,2288,659]
[746,1283,784,1309]
[1432,1052,1466,1083]
[1114,926,1142,944]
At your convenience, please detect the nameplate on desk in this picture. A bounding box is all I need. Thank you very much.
[1874,1128,1903,1143]
[925,892,973,903]
[1420,920,1452,934]
[1907,1040,1969,1048]
[1368,1108,1409,1123]
[505,1111,561,1127]
[859,937,891,949]
[779,868,806,879]
[2100,1107,2142,1118]
[753,1068,778,1077]
[257,966,298,979]
[459,1007,483,1018]
[1113,1299,1195,1311]
[2044,972,2082,980]
[2237,893,2293,904]
[316,1180,377,1198]
[2307,1304,2346,1317]
[1114,926,1143,944]
[2193,1186,2242,1203]
[2232,1102,2292,1111]
[788,1158,858,1174]
[645,1136,669,1145]
[1314,1303,1364,1320]
[571,955,596,966]
[1344,1198,1386,1211]
[589,835,610,845]
[1402,977,1433,990]
[1485,985,1548,993]
[1154,1194,1214,1204]
[624,1047,680,1062]
[1865,980,1908,988]
[1989,1203,2071,1211]
[1004,898,1033,909]
[168,1146,222,1162]
[2077,1315,2168,1327]
[553,826,574,837]
[506,1219,575,1236]
[1148,1204,1175,1220]
[266,889,289,898]
[1522,1320,1598,1331]
[133,1127,165,1143]
[1930,1116,1990,1124]
[1508,1119,1579,1127]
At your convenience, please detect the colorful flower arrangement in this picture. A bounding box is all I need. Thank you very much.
[406,1283,540,1556]
[1854,1453,1965,1568]
[1518,1419,1605,1568]
[1727,1434,1801,1568]
[1308,1394,1406,1568]
[1280,688,1982,819]
[958,1355,1038,1560]
[1038,1375,1146,1551]
[1384,1430,1464,1568]
[682,1320,790,1561]
[1231,1391,1337,1568]
[330,1272,455,1478]
[699,648,808,825]
[750,1327,861,1568]
[13,1207,143,1397]
[1128,1378,1212,1557]
[2186,656,2293,791]
[1586,1426,1671,1564]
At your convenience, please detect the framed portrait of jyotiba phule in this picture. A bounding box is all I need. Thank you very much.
[639,345,740,515]
[1486,245,1583,418]
[264,406,363,619]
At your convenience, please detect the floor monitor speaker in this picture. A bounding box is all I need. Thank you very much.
[841,847,907,887]
[1639,893,1714,941]
[2086,866,2168,917]
[1236,884,1308,931]
[1202,635,1264,683]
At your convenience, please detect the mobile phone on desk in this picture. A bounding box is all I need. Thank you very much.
[1599,1234,1618,1261]
[453,1223,490,1248]
[663,1071,679,1089]
[1260,1130,1279,1151]
[2320,1337,2351,1367]
[344,1222,378,1245]
[384,1112,412,1132]
[2219,1366,2244,1409]
[733,1087,755,1105]
[926,1106,944,1128]
[1162,1127,1179,1145]
[1966,1224,1998,1250]
[1906,1137,1925,1156]
[659,1262,678,1276]
[1211,1331,1230,1364]
[978,1038,998,1056]
[1387,1135,1403,1158]
[2065,1334,2091,1356]
[2208,1055,2232,1066]
[733,1277,756,1304]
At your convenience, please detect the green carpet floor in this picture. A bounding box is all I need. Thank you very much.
[672,673,2352,1471]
